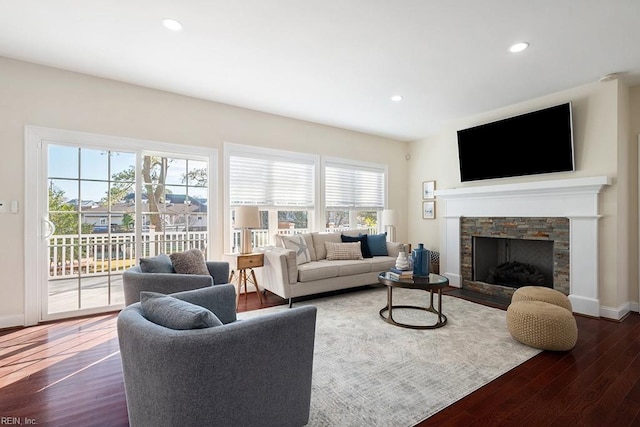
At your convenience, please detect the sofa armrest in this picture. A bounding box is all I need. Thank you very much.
[206,261,230,284]
[386,241,404,258]
[258,247,297,299]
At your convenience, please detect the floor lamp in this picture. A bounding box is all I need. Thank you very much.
[234,206,260,254]
[381,209,398,242]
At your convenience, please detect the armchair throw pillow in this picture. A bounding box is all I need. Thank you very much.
[170,249,210,275]
[139,253,175,273]
[140,291,223,329]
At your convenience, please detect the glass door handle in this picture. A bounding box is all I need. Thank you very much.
[43,217,56,239]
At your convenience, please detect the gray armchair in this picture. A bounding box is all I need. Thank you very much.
[122,261,229,306]
[117,284,317,427]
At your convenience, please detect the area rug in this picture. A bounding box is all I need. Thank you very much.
[238,286,541,426]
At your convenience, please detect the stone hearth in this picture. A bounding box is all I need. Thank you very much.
[434,176,611,317]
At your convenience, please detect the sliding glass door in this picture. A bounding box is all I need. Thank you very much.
[28,127,215,323]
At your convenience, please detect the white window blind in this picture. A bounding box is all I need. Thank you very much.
[325,162,384,209]
[229,153,314,208]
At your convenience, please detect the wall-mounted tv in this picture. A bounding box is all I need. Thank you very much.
[457,102,574,182]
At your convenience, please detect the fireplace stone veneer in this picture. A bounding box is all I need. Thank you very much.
[461,217,569,299]
[434,176,611,318]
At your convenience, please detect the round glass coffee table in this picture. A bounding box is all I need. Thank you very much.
[377,272,449,329]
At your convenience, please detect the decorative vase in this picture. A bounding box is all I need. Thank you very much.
[412,243,430,277]
[395,251,411,270]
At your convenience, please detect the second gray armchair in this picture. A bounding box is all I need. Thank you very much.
[122,253,230,306]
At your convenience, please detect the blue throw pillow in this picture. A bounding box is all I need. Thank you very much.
[139,253,175,273]
[341,234,372,258]
[140,291,223,329]
[364,232,388,256]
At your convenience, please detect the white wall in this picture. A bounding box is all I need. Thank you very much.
[630,85,640,306]
[408,80,627,311]
[0,57,408,325]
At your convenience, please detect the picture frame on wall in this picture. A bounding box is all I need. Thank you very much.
[423,201,435,219]
[422,180,435,199]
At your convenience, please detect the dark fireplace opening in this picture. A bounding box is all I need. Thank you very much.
[472,237,554,289]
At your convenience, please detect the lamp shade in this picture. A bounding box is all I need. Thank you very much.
[234,206,260,229]
[381,209,398,226]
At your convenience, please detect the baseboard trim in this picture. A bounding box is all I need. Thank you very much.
[0,314,25,330]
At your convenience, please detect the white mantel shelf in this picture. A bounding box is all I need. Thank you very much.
[435,176,612,200]
[434,175,612,318]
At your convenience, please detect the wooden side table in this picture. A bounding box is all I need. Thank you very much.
[225,253,264,307]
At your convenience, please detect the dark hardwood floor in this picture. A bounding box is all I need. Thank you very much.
[1,288,639,427]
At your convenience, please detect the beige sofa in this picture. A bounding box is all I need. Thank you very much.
[258,230,403,306]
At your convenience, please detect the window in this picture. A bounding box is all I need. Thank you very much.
[324,160,386,231]
[226,144,317,251]
[225,144,387,251]
[228,153,314,207]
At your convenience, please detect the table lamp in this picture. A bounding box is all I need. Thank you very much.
[381,209,398,242]
[234,206,260,254]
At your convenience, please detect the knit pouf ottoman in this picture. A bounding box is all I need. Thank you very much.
[512,286,572,312]
[506,300,578,351]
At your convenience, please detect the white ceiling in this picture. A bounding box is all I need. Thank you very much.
[1,1,639,141]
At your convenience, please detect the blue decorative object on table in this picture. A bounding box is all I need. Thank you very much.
[412,243,430,277]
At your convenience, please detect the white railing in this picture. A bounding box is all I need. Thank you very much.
[48,231,208,278]
[49,226,379,277]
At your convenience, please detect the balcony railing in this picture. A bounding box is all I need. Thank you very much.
[49,231,208,278]
[49,226,378,278]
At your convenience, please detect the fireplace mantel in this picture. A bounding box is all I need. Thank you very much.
[434,176,612,317]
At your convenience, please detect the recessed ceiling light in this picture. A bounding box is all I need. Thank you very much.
[509,42,529,53]
[390,95,403,102]
[162,18,183,32]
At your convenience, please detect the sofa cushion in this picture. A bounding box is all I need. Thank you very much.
[365,233,388,256]
[337,260,372,275]
[312,232,342,260]
[139,253,175,273]
[369,256,397,271]
[140,291,223,329]
[297,261,340,282]
[325,242,364,261]
[170,249,210,275]
[341,234,372,258]
[282,234,312,265]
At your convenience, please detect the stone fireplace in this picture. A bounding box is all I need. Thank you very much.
[434,176,611,317]
[460,217,569,300]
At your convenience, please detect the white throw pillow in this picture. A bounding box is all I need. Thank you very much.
[282,234,312,265]
[325,241,364,261]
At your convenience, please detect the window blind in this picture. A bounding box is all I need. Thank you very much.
[229,154,314,208]
[325,163,384,209]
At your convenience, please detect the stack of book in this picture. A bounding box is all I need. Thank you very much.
[388,267,413,280]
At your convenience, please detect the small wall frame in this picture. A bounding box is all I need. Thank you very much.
[422,180,435,199]
[423,201,435,219]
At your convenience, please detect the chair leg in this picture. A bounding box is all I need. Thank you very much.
[288,298,293,308]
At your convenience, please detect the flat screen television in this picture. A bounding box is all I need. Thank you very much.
[456,102,575,182]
